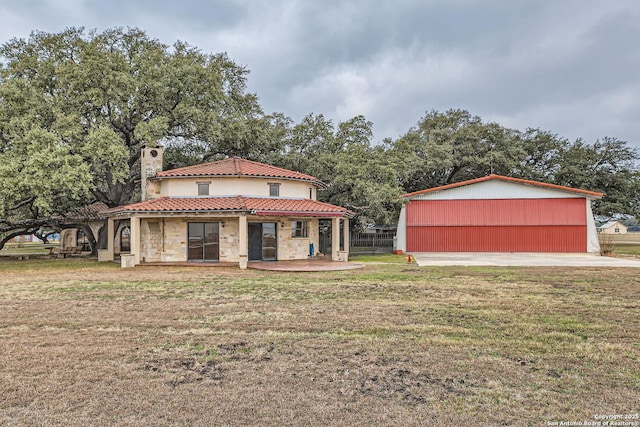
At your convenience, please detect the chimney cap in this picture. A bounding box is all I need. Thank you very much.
[144,142,164,149]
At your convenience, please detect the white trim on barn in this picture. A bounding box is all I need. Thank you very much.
[409,179,587,201]
[586,200,600,253]
[395,205,407,252]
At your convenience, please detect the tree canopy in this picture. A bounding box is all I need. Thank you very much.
[0,27,265,248]
[391,109,640,219]
[1,28,638,250]
[270,114,404,226]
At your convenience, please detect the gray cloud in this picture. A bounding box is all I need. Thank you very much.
[1,0,638,145]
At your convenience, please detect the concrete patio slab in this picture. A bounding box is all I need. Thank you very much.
[410,252,640,267]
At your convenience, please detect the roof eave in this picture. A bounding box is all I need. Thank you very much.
[151,174,328,188]
[107,209,249,217]
[402,175,604,199]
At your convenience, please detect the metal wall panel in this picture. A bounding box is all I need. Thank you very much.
[406,198,586,226]
[406,225,587,252]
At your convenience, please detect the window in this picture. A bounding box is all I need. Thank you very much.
[198,182,210,196]
[291,221,308,238]
[309,188,313,199]
[269,183,280,197]
[615,227,620,233]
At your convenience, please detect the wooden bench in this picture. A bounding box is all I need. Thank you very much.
[57,246,84,258]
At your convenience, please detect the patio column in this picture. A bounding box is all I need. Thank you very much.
[131,216,141,265]
[98,218,116,262]
[331,217,340,261]
[343,218,349,257]
[106,218,115,260]
[238,215,248,269]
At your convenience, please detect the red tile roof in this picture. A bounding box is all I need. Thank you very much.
[64,202,110,221]
[105,196,353,217]
[155,157,326,187]
[402,174,604,199]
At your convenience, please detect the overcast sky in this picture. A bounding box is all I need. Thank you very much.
[1,0,639,146]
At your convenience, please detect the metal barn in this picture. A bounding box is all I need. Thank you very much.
[395,175,603,253]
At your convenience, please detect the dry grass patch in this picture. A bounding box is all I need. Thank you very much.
[0,259,638,425]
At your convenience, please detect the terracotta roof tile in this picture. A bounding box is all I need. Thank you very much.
[64,202,110,221]
[402,174,604,199]
[105,196,353,217]
[155,157,326,187]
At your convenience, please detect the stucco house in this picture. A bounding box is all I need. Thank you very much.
[597,221,627,234]
[99,145,352,268]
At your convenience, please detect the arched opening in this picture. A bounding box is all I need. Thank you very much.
[76,229,90,252]
[120,226,131,253]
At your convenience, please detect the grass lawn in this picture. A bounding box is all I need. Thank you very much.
[612,243,640,257]
[0,259,638,426]
[0,242,58,256]
[349,253,408,263]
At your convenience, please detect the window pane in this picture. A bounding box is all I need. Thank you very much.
[188,223,204,260]
[203,222,220,261]
[291,221,308,238]
[269,183,279,197]
[198,183,209,196]
[262,223,277,260]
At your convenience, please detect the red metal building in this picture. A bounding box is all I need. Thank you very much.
[395,175,603,253]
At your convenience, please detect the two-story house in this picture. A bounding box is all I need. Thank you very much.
[100,145,352,268]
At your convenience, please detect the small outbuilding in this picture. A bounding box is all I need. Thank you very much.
[597,221,627,235]
[395,175,603,253]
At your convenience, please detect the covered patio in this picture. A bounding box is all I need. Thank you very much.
[99,196,353,269]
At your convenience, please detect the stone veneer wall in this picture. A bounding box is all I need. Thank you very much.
[140,220,163,262]
[139,216,322,263]
[219,218,239,262]
[276,218,320,260]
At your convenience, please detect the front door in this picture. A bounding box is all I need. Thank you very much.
[188,222,220,262]
[248,222,277,261]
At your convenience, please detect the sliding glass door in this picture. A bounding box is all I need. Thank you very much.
[188,222,220,262]
[248,222,277,261]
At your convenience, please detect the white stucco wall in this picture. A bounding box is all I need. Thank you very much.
[60,221,103,250]
[409,180,586,200]
[159,177,317,199]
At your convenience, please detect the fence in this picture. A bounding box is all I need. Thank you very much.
[349,231,395,254]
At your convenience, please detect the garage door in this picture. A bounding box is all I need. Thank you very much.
[406,198,587,252]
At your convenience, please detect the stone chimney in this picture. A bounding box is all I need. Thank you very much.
[141,144,163,201]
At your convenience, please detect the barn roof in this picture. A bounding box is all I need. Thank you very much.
[402,174,604,199]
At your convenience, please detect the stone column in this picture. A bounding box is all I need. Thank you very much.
[238,215,248,269]
[343,218,349,256]
[331,217,340,261]
[131,216,141,265]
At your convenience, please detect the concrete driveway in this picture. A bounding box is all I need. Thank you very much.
[410,252,640,267]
